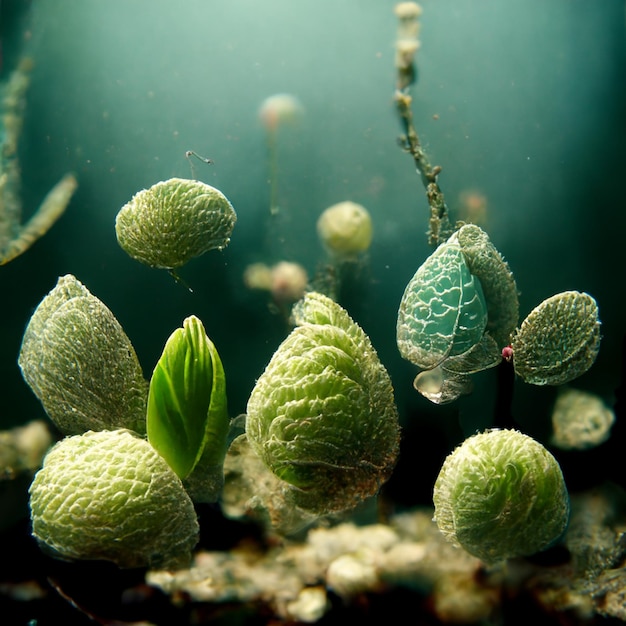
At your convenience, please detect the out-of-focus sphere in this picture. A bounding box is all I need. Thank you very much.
[258,93,303,132]
[394,2,423,20]
[243,263,273,291]
[270,261,308,303]
[317,201,373,259]
[551,388,615,450]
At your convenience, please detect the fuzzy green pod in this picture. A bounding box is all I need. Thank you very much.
[147,315,230,502]
[397,236,488,371]
[455,224,518,349]
[115,177,237,269]
[18,275,148,435]
[246,291,400,516]
[29,429,199,569]
[433,429,569,564]
[512,291,601,386]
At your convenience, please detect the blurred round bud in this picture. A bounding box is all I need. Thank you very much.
[243,263,273,291]
[395,39,421,71]
[458,188,488,226]
[394,2,422,20]
[258,93,303,133]
[270,261,308,303]
[551,387,615,450]
[244,261,308,305]
[317,201,373,260]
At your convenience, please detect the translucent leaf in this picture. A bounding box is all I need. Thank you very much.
[413,366,474,405]
[512,291,601,385]
[147,316,230,484]
[397,238,488,370]
[18,275,148,435]
[413,334,501,404]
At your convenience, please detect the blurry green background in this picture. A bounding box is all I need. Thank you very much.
[2,0,625,506]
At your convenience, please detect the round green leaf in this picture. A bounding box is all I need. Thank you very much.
[512,291,601,385]
[115,177,237,269]
[29,429,198,569]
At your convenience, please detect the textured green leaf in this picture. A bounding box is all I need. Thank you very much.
[512,291,601,385]
[455,224,519,349]
[18,275,148,435]
[147,316,229,480]
[29,429,198,569]
[397,237,488,370]
[246,292,400,515]
[115,177,237,269]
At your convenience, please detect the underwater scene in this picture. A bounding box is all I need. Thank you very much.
[1,0,626,624]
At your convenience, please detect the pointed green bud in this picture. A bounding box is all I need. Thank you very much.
[147,316,230,501]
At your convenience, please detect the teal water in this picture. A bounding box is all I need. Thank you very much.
[1,0,625,505]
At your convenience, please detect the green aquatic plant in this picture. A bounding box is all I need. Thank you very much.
[433,428,570,565]
[0,58,77,265]
[397,225,601,404]
[245,291,400,517]
[115,177,237,270]
[29,429,199,569]
[397,224,518,403]
[19,277,235,565]
[18,274,148,435]
[397,231,488,370]
[147,315,230,502]
[511,290,601,386]
[392,1,601,408]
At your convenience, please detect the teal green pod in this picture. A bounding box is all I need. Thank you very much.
[246,292,400,516]
[397,225,519,403]
[433,429,569,564]
[29,429,199,569]
[512,291,601,386]
[147,315,230,502]
[115,177,236,269]
[18,274,148,435]
[397,236,488,370]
